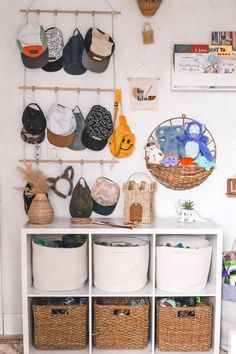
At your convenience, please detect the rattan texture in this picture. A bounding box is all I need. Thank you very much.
[28,193,54,224]
[93,298,150,349]
[146,115,217,190]
[32,303,88,350]
[156,302,213,351]
[137,0,162,16]
[123,173,156,224]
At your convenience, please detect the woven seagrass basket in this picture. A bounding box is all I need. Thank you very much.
[93,297,150,349]
[32,299,88,349]
[156,301,213,351]
[28,193,54,224]
[145,114,216,190]
[137,0,162,16]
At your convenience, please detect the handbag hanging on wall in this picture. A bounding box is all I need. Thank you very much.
[108,89,135,158]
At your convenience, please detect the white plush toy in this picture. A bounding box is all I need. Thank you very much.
[145,138,164,164]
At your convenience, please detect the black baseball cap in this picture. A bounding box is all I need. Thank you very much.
[22,103,46,135]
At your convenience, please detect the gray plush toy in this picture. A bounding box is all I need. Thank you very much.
[155,125,186,158]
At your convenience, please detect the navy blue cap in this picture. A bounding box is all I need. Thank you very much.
[63,28,87,75]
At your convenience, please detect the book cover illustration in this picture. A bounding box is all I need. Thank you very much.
[174,53,218,73]
[217,57,236,74]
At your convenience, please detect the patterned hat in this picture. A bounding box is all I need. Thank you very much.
[42,27,64,72]
[81,105,113,151]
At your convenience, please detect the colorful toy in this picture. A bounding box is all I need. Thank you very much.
[145,138,164,164]
[179,120,213,161]
[160,154,179,167]
[179,157,196,166]
[155,125,185,158]
[195,155,215,171]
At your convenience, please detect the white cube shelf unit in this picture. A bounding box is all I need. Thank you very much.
[21,218,223,354]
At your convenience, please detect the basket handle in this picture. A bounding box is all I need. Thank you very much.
[127,172,153,182]
[51,309,69,316]
[143,22,152,31]
[177,310,196,318]
[113,308,131,317]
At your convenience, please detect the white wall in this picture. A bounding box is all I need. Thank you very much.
[1,0,236,334]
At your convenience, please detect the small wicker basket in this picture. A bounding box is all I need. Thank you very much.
[123,172,156,224]
[28,193,54,224]
[137,0,162,16]
[145,114,216,190]
[156,301,213,351]
[32,299,88,349]
[93,297,150,349]
[142,23,154,44]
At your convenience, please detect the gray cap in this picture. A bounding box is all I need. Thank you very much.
[68,106,86,151]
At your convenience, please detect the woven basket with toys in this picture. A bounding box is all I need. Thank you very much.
[145,114,216,190]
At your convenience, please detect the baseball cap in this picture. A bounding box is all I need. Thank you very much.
[22,103,46,135]
[42,27,64,72]
[63,28,87,75]
[17,23,48,68]
[21,127,45,145]
[82,27,115,73]
[91,177,120,215]
[46,103,76,147]
[81,105,113,151]
[68,106,86,151]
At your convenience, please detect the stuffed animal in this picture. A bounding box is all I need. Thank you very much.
[179,120,213,161]
[145,138,164,164]
[195,155,215,171]
[155,125,185,158]
[160,154,179,167]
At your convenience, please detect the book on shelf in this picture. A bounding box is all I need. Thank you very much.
[174,53,218,73]
[174,44,209,53]
[209,45,232,57]
[211,31,236,52]
[217,57,236,74]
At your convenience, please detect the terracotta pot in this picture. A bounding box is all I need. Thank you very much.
[28,193,54,224]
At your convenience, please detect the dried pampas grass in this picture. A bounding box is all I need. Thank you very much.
[17,165,51,197]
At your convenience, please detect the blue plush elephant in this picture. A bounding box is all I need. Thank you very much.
[155,125,186,158]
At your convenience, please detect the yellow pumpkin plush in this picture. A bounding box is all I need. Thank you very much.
[109,90,135,158]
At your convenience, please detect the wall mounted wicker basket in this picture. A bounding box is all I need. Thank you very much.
[145,114,216,190]
[137,0,163,16]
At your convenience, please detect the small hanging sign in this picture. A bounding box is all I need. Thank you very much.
[129,77,158,110]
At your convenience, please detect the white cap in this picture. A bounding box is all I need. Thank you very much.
[46,104,76,136]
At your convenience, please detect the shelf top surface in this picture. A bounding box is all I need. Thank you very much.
[21,217,222,234]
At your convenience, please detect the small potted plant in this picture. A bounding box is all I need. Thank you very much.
[17,165,54,224]
[176,199,206,223]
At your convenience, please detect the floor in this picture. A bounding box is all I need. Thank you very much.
[0,336,23,354]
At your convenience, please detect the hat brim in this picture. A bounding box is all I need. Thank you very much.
[21,127,45,145]
[82,49,110,73]
[92,199,117,216]
[63,58,87,75]
[81,129,107,151]
[42,57,63,72]
[21,48,49,69]
[47,129,75,148]
[68,132,86,151]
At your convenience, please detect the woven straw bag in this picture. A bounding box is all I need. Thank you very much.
[123,172,156,224]
[28,193,54,224]
[137,0,162,16]
[145,114,216,190]
[142,23,154,44]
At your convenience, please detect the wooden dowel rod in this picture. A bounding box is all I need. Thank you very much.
[20,9,121,15]
[19,86,115,93]
[19,159,119,164]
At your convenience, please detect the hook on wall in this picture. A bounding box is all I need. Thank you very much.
[75,10,79,28]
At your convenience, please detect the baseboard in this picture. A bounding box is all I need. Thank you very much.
[3,314,22,335]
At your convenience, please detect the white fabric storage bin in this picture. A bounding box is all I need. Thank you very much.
[156,237,212,293]
[32,239,88,291]
[221,300,236,351]
[93,236,149,292]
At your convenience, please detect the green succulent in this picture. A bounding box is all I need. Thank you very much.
[183,200,194,210]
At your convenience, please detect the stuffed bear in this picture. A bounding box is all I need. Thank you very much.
[179,120,213,161]
[145,138,164,164]
[155,125,185,158]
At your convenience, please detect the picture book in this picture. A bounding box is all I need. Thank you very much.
[174,44,209,53]
[209,45,232,57]
[174,53,218,73]
[212,31,236,52]
[217,57,236,74]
